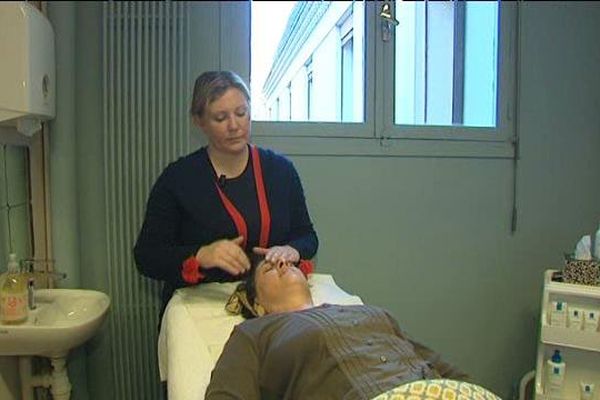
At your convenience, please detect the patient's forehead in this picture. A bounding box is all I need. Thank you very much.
[256,259,295,271]
[256,259,270,271]
[253,260,272,284]
[255,260,298,278]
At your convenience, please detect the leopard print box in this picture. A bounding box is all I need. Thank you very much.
[563,257,600,286]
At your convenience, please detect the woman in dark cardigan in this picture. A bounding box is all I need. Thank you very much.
[133,71,319,314]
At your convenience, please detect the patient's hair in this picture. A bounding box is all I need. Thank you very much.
[225,253,265,319]
[241,253,265,318]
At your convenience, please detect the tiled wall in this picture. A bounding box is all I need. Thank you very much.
[0,144,32,266]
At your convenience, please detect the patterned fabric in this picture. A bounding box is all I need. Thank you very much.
[225,282,258,317]
[563,255,600,286]
[372,379,502,400]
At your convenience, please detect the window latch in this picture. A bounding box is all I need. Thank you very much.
[380,3,399,43]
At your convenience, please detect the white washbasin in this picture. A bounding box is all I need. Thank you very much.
[0,289,110,357]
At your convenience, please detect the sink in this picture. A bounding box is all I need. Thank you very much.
[0,289,110,357]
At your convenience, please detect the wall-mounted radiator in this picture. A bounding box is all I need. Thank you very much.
[103,2,189,398]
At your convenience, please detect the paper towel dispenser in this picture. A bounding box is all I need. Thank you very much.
[0,1,55,136]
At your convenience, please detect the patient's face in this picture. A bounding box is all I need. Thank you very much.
[255,259,309,312]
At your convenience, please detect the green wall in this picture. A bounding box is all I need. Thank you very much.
[46,2,600,399]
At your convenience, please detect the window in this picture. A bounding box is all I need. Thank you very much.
[394,1,498,128]
[246,1,516,155]
[251,1,366,125]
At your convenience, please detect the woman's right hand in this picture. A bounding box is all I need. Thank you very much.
[195,236,250,276]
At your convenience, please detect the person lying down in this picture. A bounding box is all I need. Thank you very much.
[205,254,469,400]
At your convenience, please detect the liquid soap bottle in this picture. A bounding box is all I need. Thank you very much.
[0,253,28,324]
[545,349,566,398]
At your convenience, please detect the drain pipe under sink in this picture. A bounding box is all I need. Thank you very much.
[18,356,72,400]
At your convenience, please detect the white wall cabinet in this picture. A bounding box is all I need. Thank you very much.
[535,270,600,400]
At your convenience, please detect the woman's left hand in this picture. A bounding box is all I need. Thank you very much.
[253,245,300,263]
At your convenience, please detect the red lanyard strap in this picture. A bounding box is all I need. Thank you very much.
[214,145,271,249]
[216,188,248,248]
[251,145,271,248]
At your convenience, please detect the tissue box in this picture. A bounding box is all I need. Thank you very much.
[563,254,600,286]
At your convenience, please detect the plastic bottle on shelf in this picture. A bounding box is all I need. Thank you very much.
[0,253,28,324]
[583,309,599,332]
[545,350,566,399]
[568,307,583,330]
[580,382,595,400]
[550,301,568,327]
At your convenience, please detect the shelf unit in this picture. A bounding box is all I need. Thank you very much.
[535,270,600,400]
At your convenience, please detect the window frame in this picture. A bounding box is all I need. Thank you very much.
[380,1,517,143]
[238,1,517,157]
[340,32,354,122]
[305,58,314,120]
[251,1,375,139]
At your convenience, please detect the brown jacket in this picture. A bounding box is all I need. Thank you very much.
[206,304,467,400]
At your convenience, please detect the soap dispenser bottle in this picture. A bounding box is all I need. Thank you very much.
[0,253,28,324]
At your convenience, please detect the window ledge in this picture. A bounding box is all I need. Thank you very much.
[252,135,515,159]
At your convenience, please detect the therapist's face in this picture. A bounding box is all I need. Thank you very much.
[195,88,251,155]
[254,259,309,313]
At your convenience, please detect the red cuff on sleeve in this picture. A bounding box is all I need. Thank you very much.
[181,256,205,284]
[298,259,314,277]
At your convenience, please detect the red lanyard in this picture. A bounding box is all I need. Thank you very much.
[214,145,271,249]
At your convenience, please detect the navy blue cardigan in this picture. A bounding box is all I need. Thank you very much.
[133,146,318,308]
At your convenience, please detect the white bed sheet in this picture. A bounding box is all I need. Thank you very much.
[158,273,363,400]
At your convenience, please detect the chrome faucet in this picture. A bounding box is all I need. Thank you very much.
[21,258,55,266]
[32,270,68,281]
[21,259,66,279]
[27,275,35,310]
[21,259,67,310]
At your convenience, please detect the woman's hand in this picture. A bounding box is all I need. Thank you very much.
[253,245,300,264]
[196,236,250,276]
